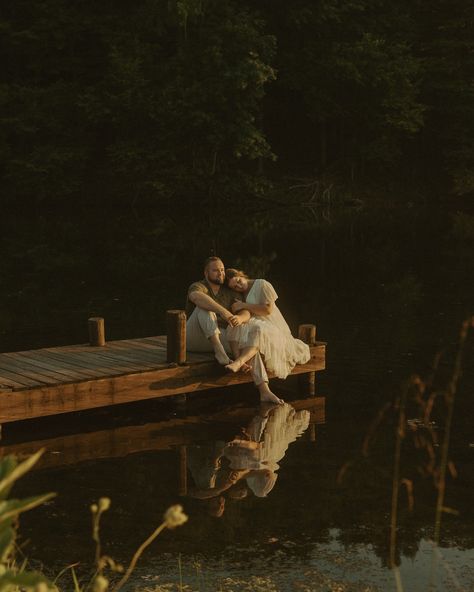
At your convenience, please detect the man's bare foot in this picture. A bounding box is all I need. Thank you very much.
[215,351,231,365]
[225,359,243,373]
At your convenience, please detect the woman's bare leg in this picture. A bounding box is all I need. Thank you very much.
[258,381,284,405]
[225,346,258,373]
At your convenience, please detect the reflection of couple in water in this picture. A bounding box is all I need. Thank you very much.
[188,403,310,516]
[185,257,311,406]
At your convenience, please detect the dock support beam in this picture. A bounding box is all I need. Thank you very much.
[298,323,317,396]
[88,317,106,346]
[167,310,187,364]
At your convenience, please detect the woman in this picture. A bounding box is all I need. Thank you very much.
[225,269,310,385]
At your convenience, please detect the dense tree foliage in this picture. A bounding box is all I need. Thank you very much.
[1,0,473,211]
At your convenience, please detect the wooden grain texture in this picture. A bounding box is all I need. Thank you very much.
[88,317,106,346]
[0,331,325,424]
[166,310,186,364]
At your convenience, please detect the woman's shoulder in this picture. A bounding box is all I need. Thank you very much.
[255,278,273,288]
[254,279,278,302]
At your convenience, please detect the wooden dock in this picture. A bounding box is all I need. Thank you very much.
[0,315,325,426]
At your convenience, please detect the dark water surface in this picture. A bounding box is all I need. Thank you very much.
[3,204,474,591]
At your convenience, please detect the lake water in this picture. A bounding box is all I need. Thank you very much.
[3,203,474,591]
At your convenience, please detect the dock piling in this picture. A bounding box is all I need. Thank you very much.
[88,317,106,346]
[298,323,317,396]
[167,310,187,364]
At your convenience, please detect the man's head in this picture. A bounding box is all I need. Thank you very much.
[207,495,226,518]
[204,256,225,286]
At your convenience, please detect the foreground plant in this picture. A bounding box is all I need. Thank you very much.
[0,449,56,591]
[64,500,188,592]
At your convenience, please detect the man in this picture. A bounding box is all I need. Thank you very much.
[186,257,279,402]
[186,256,247,364]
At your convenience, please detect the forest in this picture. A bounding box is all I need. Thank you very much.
[2,0,474,215]
[2,0,474,346]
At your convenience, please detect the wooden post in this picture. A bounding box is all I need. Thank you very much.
[298,323,317,396]
[178,445,187,496]
[88,317,105,346]
[298,324,316,346]
[167,310,186,364]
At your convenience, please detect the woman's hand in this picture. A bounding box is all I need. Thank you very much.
[231,300,246,313]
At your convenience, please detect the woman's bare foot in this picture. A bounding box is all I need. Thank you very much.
[241,362,251,373]
[226,438,260,450]
[258,382,284,405]
[260,391,284,405]
[225,359,243,373]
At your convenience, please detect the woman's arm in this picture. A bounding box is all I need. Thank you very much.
[231,300,273,316]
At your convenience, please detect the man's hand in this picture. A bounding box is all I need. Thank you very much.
[230,314,247,327]
[222,311,240,327]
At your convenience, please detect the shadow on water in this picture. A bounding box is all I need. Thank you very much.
[2,203,474,590]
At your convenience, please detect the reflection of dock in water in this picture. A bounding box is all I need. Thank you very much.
[0,315,325,426]
[0,398,324,474]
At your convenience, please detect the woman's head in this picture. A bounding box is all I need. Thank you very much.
[246,469,278,497]
[226,268,249,292]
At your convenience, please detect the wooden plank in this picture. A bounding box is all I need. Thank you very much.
[100,344,168,364]
[139,336,167,348]
[186,352,216,363]
[8,350,102,381]
[45,349,157,374]
[0,374,28,390]
[0,359,57,386]
[109,339,166,353]
[1,352,87,383]
[74,349,157,370]
[33,350,120,378]
[0,344,325,423]
[106,346,168,363]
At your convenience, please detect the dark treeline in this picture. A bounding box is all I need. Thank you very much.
[2,0,474,218]
[2,1,474,347]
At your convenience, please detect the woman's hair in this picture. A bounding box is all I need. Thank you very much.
[225,268,248,281]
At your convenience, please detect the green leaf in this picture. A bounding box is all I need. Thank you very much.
[0,493,56,525]
[0,569,50,591]
[0,526,14,562]
[0,458,17,498]
[0,450,45,499]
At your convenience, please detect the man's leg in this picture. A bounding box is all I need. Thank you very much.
[186,307,231,364]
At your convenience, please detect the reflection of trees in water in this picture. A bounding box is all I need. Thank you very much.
[187,403,310,516]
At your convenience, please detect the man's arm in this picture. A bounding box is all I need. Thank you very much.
[189,291,247,326]
[189,290,229,316]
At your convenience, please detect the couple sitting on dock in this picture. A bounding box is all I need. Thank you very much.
[185,256,310,405]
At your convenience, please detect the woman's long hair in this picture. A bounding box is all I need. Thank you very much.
[225,268,249,284]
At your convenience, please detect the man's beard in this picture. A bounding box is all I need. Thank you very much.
[208,277,224,286]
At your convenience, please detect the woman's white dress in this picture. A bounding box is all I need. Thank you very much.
[227,279,310,379]
[223,403,310,496]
